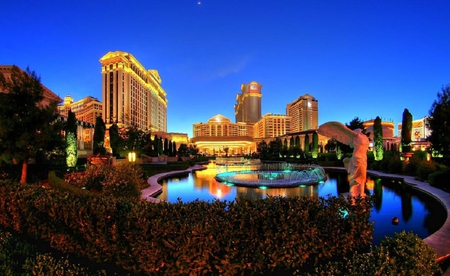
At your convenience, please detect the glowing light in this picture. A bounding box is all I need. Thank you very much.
[128,151,136,162]
[259,186,268,190]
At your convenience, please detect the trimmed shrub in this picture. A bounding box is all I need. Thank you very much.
[64,163,144,199]
[307,231,441,276]
[428,168,450,192]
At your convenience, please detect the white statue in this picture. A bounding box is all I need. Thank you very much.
[317,121,370,198]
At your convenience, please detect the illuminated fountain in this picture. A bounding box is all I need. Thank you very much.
[214,163,327,188]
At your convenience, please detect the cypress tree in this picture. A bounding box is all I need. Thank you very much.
[401,108,413,152]
[312,131,319,158]
[65,110,78,167]
[109,123,120,157]
[373,116,384,161]
[304,134,310,153]
[93,116,106,155]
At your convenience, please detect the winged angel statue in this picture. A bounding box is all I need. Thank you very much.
[317,121,370,198]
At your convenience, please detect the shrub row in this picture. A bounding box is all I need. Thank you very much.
[0,179,373,275]
[369,152,441,181]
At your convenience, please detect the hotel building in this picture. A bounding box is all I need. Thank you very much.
[191,114,256,156]
[253,113,292,139]
[58,95,102,125]
[99,51,168,132]
[286,94,318,132]
[235,81,262,124]
[398,117,431,151]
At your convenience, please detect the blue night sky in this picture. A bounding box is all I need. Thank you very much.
[2,0,449,137]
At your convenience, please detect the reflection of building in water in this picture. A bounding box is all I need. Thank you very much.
[235,185,318,200]
[209,181,231,198]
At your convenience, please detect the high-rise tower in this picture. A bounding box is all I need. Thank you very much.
[286,94,318,132]
[99,51,168,132]
[234,81,262,124]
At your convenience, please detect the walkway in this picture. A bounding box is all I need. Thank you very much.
[141,165,450,271]
[366,169,450,266]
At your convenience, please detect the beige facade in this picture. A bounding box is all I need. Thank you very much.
[253,113,292,139]
[152,131,189,150]
[191,114,256,156]
[99,51,168,132]
[363,119,399,151]
[58,95,102,125]
[234,81,262,124]
[286,94,318,132]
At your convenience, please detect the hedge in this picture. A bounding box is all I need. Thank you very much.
[0,179,372,275]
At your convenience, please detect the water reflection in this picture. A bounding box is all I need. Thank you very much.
[158,163,446,244]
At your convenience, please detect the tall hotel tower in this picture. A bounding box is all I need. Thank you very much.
[286,94,318,132]
[234,81,262,124]
[99,51,168,132]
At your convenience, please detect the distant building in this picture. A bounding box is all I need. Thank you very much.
[286,94,318,132]
[152,131,189,150]
[234,81,262,124]
[253,113,291,139]
[363,119,399,151]
[99,51,168,132]
[0,65,62,106]
[56,116,95,157]
[58,95,102,125]
[191,114,256,156]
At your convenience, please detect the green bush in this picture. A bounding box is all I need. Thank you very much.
[416,160,438,181]
[0,228,115,275]
[306,231,441,276]
[370,152,403,174]
[428,168,450,192]
[64,163,143,199]
[0,179,374,275]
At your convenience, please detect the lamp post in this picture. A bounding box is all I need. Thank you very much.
[128,151,136,162]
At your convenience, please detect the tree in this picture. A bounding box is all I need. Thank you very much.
[171,141,177,157]
[373,116,384,161]
[65,110,78,167]
[312,131,319,158]
[108,123,121,157]
[121,126,147,157]
[304,134,310,153]
[282,138,288,157]
[401,108,413,153]
[346,117,364,131]
[0,66,64,184]
[152,135,160,156]
[268,138,282,158]
[164,138,169,156]
[178,144,189,157]
[426,85,450,155]
[93,116,106,155]
[257,140,269,158]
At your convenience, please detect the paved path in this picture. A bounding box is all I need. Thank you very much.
[142,165,450,272]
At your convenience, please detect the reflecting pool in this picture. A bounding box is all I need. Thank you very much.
[157,163,446,244]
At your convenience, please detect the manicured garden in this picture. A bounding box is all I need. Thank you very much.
[0,156,446,275]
